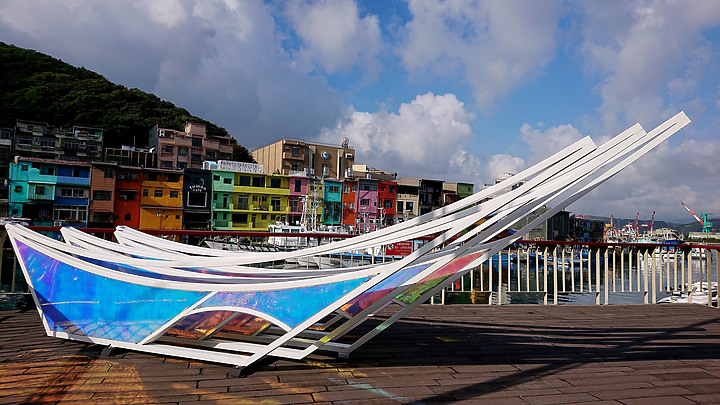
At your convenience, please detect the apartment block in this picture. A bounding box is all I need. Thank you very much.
[395,177,420,221]
[207,161,289,231]
[252,138,355,180]
[139,168,184,230]
[182,168,212,230]
[8,158,91,226]
[104,146,156,167]
[13,120,103,162]
[89,162,117,228]
[149,122,232,170]
[322,179,342,226]
[113,166,142,229]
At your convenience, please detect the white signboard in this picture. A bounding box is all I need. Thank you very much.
[217,160,264,173]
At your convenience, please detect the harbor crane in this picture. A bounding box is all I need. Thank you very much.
[681,203,713,233]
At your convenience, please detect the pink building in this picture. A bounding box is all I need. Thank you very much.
[288,175,308,225]
[356,178,379,233]
[149,122,233,170]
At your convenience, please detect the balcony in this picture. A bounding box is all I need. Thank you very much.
[212,202,233,210]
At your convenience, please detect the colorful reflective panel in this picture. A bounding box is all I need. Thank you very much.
[396,252,482,304]
[218,313,270,336]
[200,276,372,329]
[165,310,236,339]
[15,240,208,343]
[340,263,430,315]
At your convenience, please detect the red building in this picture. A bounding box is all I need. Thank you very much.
[378,180,397,227]
[342,179,357,230]
[113,166,142,229]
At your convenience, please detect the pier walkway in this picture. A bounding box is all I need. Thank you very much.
[1,304,720,404]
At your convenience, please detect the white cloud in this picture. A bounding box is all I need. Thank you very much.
[398,0,561,111]
[285,0,383,76]
[485,154,525,182]
[519,123,585,164]
[578,1,720,133]
[318,92,477,180]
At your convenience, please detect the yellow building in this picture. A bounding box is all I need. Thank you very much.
[139,168,184,230]
[231,170,290,231]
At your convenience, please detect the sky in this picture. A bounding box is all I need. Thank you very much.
[1,0,719,224]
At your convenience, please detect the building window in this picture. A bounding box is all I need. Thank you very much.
[213,175,220,181]
[103,168,114,178]
[53,205,87,222]
[14,185,22,192]
[161,145,174,153]
[232,213,248,224]
[72,167,81,177]
[270,178,281,188]
[384,199,393,208]
[118,172,137,180]
[406,202,414,212]
[170,190,179,198]
[177,162,187,169]
[294,179,302,192]
[271,197,281,211]
[118,191,135,201]
[360,199,370,206]
[93,190,111,201]
[142,189,149,197]
[289,198,299,212]
[223,178,232,184]
[397,201,404,211]
[237,195,249,210]
[178,147,189,156]
[238,176,251,186]
[161,161,173,168]
[20,164,29,171]
[252,177,264,187]
[348,202,355,210]
[192,138,202,147]
[35,185,46,195]
[124,213,131,221]
[175,215,180,219]
[154,189,163,198]
[147,173,157,181]
[60,188,87,198]
[168,174,179,182]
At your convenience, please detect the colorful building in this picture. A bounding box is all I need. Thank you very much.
[113,166,142,229]
[89,162,116,228]
[341,179,357,230]
[322,179,342,226]
[8,158,91,226]
[139,168,183,230]
[207,161,289,231]
[182,168,212,230]
[377,180,397,227]
[356,178,379,233]
[288,175,309,226]
[209,167,234,230]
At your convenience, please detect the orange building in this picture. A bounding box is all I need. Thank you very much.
[113,166,142,229]
[139,168,183,230]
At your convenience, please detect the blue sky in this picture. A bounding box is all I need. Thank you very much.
[1,0,719,223]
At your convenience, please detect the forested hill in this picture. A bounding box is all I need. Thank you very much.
[0,42,252,160]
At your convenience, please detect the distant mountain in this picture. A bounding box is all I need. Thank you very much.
[0,42,253,161]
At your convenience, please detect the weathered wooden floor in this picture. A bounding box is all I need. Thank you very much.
[2,304,720,404]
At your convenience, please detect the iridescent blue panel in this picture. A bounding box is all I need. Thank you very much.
[15,240,208,343]
[200,276,373,329]
[341,263,430,315]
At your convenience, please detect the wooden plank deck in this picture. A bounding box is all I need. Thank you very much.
[1,304,720,404]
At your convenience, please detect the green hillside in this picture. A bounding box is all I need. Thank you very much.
[0,42,252,161]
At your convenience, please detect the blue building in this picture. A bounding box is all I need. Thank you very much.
[8,158,91,226]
